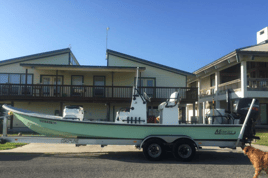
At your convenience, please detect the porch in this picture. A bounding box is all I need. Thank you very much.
[0,84,198,104]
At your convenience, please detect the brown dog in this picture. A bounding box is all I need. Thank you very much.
[243,146,268,178]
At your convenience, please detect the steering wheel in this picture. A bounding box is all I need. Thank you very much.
[143,92,151,102]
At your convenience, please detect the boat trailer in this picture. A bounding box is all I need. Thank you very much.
[0,99,259,161]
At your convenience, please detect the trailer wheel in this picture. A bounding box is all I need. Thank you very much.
[143,139,165,161]
[173,140,195,162]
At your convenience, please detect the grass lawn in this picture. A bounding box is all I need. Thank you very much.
[0,142,27,150]
[253,129,268,146]
[0,133,42,150]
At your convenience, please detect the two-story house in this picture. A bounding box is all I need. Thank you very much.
[0,48,197,132]
[187,27,268,125]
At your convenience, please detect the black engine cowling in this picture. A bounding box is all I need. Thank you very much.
[232,98,260,142]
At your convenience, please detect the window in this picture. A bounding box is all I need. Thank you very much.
[210,75,215,87]
[70,56,77,65]
[0,73,33,95]
[72,76,83,85]
[21,75,33,84]
[134,77,156,97]
[0,74,8,84]
[0,74,33,84]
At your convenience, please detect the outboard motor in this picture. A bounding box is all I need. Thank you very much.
[233,98,260,141]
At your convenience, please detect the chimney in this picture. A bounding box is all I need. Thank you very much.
[257,27,268,44]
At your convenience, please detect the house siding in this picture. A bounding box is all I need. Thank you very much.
[200,76,211,90]
[108,55,186,87]
[0,53,70,84]
[22,53,69,65]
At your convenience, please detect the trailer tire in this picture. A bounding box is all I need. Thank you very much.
[173,140,195,162]
[143,139,165,161]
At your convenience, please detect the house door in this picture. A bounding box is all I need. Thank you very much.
[260,104,268,124]
[42,76,62,96]
[71,76,83,96]
[53,77,62,96]
[42,77,51,96]
[94,76,105,97]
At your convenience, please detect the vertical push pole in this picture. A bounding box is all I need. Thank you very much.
[235,99,255,147]
[135,67,139,94]
[3,115,7,137]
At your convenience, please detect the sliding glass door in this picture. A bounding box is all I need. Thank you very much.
[94,76,105,97]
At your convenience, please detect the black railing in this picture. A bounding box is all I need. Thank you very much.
[0,84,198,101]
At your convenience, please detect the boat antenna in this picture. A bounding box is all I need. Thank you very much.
[135,67,139,91]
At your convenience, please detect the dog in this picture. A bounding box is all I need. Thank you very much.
[243,146,268,178]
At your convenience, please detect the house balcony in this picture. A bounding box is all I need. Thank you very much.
[199,86,215,98]
[218,79,241,95]
[248,78,268,91]
[0,84,198,104]
[199,79,241,99]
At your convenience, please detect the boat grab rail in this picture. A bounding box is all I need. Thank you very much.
[134,88,147,104]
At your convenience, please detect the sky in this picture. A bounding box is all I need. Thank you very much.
[0,0,268,73]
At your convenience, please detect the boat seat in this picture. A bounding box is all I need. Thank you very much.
[158,92,179,110]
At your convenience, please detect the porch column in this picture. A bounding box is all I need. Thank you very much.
[106,103,110,121]
[193,102,195,118]
[215,71,221,108]
[112,72,114,98]
[203,102,206,124]
[60,102,63,116]
[25,69,28,96]
[198,102,202,123]
[56,70,58,97]
[139,72,141,90]
[241,61,247,98]
[197,79,200,96]
[215,71,219,94]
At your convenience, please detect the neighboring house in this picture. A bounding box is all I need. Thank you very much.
[0,48,197,131]
[187,27,268,125]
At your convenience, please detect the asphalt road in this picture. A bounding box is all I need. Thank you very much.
[0,149,266,178]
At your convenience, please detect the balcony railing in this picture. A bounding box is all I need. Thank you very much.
[0,84,198,103]
[218,79,241,95]
[199,86,215,97]
[248,78,268,91]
